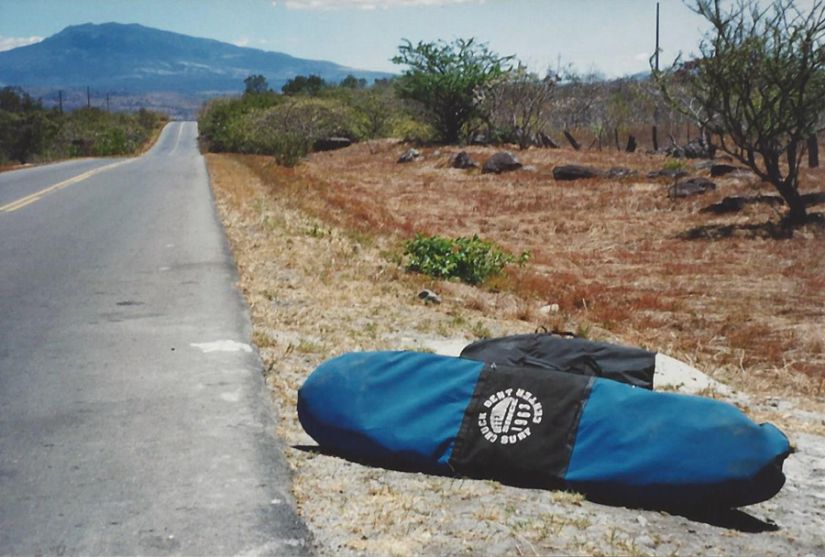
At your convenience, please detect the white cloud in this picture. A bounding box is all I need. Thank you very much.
[273,0,483,10]
[233,37,251,47]
[0,35,43,52]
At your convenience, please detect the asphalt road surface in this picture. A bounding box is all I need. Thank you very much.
[0,122,311,556]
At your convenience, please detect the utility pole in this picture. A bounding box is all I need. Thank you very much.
[655,2,660,73]
[58,90,63,114]
[106,93,110,112]
[652,1,660,152]
[86,86,91,109]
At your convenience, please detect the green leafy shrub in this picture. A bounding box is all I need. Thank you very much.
[0,87,166,164]
[199,95,363,166]
[662,159,686,171]
[56,108,165,157]
[404,233,515,285]
[270,132,313,167]
[389,116,435,144]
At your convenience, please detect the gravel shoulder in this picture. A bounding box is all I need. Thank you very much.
[207,153,825,557]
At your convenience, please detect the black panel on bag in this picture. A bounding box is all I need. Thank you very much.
[449,363,593,488]
[460,333,656,389]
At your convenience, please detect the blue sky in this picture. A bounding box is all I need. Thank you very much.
[0,0,712,78]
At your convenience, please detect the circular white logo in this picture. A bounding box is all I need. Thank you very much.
[477,387,543,445]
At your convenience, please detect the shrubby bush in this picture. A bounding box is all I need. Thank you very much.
[404,233,518,285]
[200,94,364,165]
[199,81,415,165]
[198,93,284,153]
[0,87,166,165]
[58,108,166,157]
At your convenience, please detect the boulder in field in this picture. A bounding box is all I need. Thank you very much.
[450,151,478,169]
[482,151,522,174]
[648,167,689,179]
[605,167,638,179]
[668,177,717,198]
[313,137,352,152]
[710,164,753,178]
[553,164,602,181]
[397,148,420,163]
[418,289,442,304]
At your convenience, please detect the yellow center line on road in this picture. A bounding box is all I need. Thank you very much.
[0,158,135,214]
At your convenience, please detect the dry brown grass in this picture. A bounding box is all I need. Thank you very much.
[233,140,825,399]
[207,146,825,557]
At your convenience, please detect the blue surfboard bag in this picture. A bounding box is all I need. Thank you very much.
[298,351,790,509]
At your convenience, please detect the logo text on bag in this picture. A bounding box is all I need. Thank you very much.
[478,388,543,445]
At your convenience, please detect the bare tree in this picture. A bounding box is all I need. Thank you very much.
[478,64,557,149]
[660,0,825,225]
[552,70,605,132]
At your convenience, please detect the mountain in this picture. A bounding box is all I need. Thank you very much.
[0,23,392,117]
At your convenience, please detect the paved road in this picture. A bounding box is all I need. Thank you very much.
[0,122,310,555]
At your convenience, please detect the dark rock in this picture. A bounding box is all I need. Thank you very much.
[648,168,689,179]
[313,137,352,152]
[418,289,442,304]
[482,151,522,174]
[710,164,738,177]
[450,151,478,169]
[397,148,420,163]
[605,167,638,179]
[710,164,753,178]
[701,194,784,214]
[553,164,602,181]
[684,139,715,159]
[668,177,717,198]
[701,196,749,214]
[664,139,715,159]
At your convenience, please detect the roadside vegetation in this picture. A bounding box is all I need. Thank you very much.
[198,73,410,165]
[0,86,167,167]
[200,1,825,554]
[198,0,825,397]
[403,233,525,286]
[197,43,680,162]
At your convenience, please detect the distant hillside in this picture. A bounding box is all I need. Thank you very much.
[0,22,392,117]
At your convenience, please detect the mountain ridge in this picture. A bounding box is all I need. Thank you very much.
[0,22,392,116]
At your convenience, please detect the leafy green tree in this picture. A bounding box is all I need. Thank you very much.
[659,0,825,225]
[340,74,367,89]
[282,74,327,96]
[352,83,399,138]
[0,87,58,163]
[392,38,514,143]
[0,86,40,112]
[244,74,269,95]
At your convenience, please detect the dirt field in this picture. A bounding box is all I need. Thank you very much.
[206,144,825,556]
